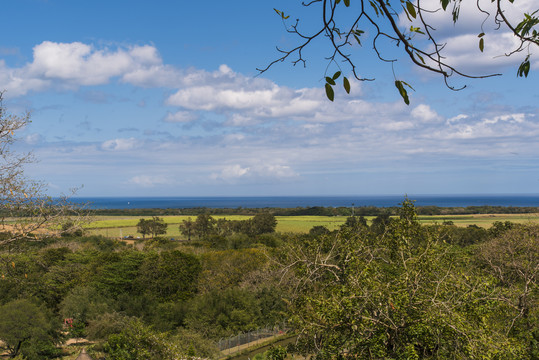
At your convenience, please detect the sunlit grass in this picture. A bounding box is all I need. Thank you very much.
[85,213,539,238]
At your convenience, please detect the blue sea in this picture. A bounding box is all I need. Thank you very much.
[70,194,539,209]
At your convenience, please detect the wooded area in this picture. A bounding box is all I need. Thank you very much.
[1,202,537,359]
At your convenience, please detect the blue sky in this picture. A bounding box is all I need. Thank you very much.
[1,0,538,197]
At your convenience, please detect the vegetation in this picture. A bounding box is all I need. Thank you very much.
[263,0,538,103]
[1,199,537,359]
[136,216,168,239]
[276,200,538,359]
[88,204,539,217]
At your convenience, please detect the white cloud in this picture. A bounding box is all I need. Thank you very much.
[212,164,251,180]
[0,41,182,95]
[30,42,134,85]
[128,175,173,187]
[397,0,535,74]
[257,164,298,178]
[483,113,526,125]
[25,133,42,144]
[211,163,298,182]
[432,112,539,141]
[164,111,199,123]
[101,137,138,151]
[448,114,469,124]
[411,104,442,123]
[226,114,258,126]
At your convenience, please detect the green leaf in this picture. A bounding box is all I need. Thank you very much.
[478,32,485,38]
[410,26,424,34]
[273,8,281,15]
[344,0,350,7]
[517,57,531,78]
[394,80,410,105]
[479,38,484,52]
[332,71,342,80]
[343,77,351,94]
[400,80,415,91]
[325,77,336,85]
[354,35,362,45]
[416,52,425,64]
[369,1,380,16]
[325,83,335,101]
[406,2,416,18]
[440,0,449,11]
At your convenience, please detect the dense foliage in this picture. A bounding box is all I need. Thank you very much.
[277,200,538,359]
[0,201,537,359]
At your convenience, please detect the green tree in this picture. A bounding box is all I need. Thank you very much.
[0,299,61,359]
[198,248,268,293]
[60,286,112,336]
[262,1,538,103]
[136,219,151,239]
[369,213,392,235]
[92,250,145,298]
[342,215,368,230]
[250,212,278,235]
[103,317,180,360]
[309,225,330,237]
[137,217,167,238]
[149,216,168,237]
[278,200,523,359]
[477,226,539,358]
[179,217,195,240]
[185,288,261,339]
[137,250,201,302]
[193,213,216,239]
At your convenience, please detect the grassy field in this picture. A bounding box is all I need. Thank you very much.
[85,213,539,238]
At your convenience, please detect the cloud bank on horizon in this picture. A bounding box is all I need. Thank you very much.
[0,0,537,197]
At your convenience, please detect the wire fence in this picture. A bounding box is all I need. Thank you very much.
[218,323,288,355]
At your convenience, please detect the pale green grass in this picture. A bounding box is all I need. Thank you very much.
[418,213,539,228]
[86,213,539,238]
[87,215,251,229]
[275,216,351,233]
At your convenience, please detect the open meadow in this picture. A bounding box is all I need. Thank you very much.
[86,213,539,238]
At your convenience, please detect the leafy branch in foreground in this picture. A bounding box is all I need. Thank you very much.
[275,200,537,358]
[260,0,538,104]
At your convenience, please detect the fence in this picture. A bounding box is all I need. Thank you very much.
[218,323,288,355]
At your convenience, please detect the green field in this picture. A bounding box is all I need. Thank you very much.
[86,213,539,239]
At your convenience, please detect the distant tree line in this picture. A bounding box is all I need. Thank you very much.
[87,205,539,217]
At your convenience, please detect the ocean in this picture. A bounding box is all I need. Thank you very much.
[70,194,539,209]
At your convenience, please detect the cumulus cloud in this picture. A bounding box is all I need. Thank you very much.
[211,163,298,182]
[213,164,251,180]
[432,112,539,142]
[0,41,182,95]
[101,137,138,151]
[5,39,538,192]
[411,104,442,123]
[165,65,366,125]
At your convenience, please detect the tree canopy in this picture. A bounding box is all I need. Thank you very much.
[262,0,538,103]
[136,217,168,239]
